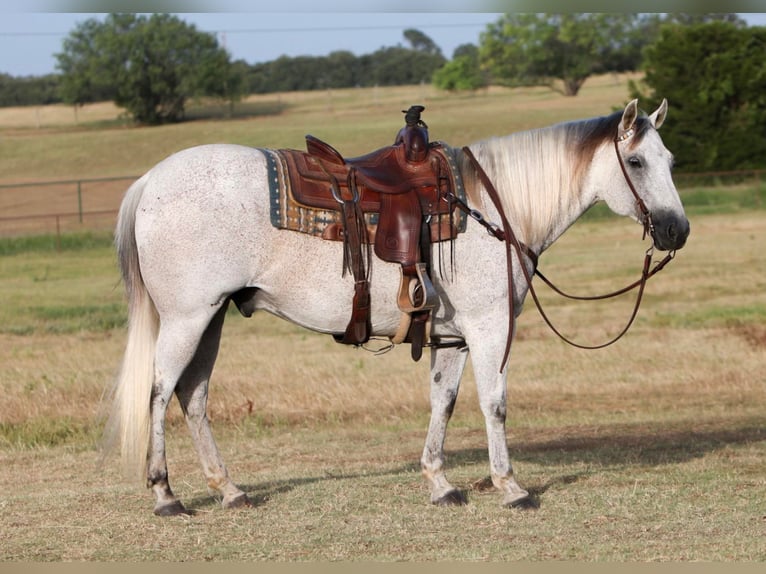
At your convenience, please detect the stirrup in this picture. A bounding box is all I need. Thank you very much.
[390,310,433,350]
[391,263,437,346]
[396,263,438,314]
[391,312,411,345]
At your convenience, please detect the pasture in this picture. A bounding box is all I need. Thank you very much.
[1,76,765,561]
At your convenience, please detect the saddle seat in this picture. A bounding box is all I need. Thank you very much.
[305,134,440,195]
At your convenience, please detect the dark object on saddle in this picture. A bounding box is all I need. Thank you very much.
[279,105,461,359]
[395,104,429,162]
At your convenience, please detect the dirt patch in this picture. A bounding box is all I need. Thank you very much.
[731,323,766,349]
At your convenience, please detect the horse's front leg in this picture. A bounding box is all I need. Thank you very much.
[421,344,470,505]
[470,338,532,509]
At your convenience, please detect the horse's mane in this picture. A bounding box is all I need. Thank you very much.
[461,110,651,248]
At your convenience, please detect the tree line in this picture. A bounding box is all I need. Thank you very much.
[0,16,447,113]
[0,13,763,172]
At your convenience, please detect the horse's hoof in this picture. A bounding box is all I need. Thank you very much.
[223,492,253,509]
[434,489,468,506]
[154,500,190,517]
[506,495,539,511]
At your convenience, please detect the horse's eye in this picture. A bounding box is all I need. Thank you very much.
[628,156,643,168]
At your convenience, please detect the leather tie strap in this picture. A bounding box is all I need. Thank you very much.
[323,165,372,345]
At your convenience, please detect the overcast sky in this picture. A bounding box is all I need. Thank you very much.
[1,11,765,78]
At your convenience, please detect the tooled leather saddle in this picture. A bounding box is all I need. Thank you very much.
[277,105,464,360]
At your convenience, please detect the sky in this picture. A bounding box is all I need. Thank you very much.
[0,12,503,77]
[1,9,766,78]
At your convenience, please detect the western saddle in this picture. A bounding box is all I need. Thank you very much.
[278,105,464,360]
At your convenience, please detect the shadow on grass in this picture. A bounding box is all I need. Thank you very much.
[185,472,415,512]
[185,416,765,512]
[448,416,766,505]
[434,417,766,470]
[73,100,290,130]
[512,417,766,467]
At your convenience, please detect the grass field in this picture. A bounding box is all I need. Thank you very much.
[1,77,765,561]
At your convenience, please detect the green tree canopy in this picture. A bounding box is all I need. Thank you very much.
[631,21,766,171]
[55,13,241,124]
[0,73,60,106]
[479,13,648,96]
[403,28,443,57]
[432,44,486,92]
[245,29,444,93]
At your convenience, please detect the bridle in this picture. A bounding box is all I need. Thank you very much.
[614,127,654,241]
[457,134,676,371]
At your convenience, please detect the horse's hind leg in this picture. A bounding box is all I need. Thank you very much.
[421,345,470,505]
[147,306,227,516]
[175,303,251,510]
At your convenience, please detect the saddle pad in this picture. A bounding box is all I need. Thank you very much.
[260,144,468,241]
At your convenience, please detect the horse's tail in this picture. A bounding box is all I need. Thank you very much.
[105,172,158,480]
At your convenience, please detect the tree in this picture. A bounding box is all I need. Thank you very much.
[479,13,644,96]
[663,13,745,26]
[366,29,446,87]
[0,73,61,106]
[56,13,242,124]
[631,21,766,171]
[323,51,360,87]
[56,17,116,107]
[432,44,487,92]
[403,28,443,57]
[245,30,445,93]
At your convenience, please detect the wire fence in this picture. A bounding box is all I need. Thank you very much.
[0,169,763,239]
[0,175,136,238]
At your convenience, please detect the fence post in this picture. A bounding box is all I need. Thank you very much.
[77,181,83,223]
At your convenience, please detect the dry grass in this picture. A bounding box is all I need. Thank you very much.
[0,74,636,181]
[0,101,123,129]
[1,222,764,561]
[1,78,765,561]
[2,215,759,434]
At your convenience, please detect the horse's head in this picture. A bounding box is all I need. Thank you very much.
[600,99,690,251]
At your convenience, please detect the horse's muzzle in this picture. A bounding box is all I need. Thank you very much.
[652,211,690,251]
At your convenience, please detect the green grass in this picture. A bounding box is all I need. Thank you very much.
[25,302,127,333]
[677,184,766,214]
[650,303,766,329]
[0,240,125,335]
[0,416,97,449]
[581,183,766,222]
[0,230,114,256]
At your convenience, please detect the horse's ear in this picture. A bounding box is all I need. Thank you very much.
[618,99,639,140]
[649,98,668,129]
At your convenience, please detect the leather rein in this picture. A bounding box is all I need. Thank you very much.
[457,140,676,371]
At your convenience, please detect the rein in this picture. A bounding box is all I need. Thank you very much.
[460,142,676,371]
